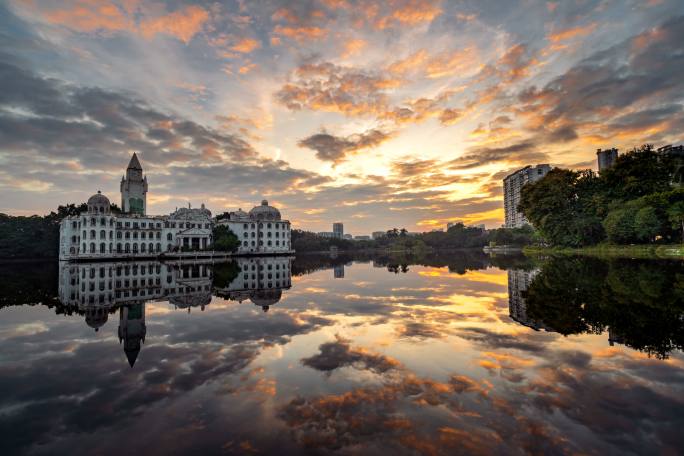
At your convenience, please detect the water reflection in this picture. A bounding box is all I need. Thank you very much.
[0,253,683,455]
[56,257,292,366]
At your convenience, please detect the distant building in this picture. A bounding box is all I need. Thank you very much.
[354,235,371,240]
[503,164,551,228]
[343,234,353,240]
[596,148,618,173]
[317,232,335,238]
[471,224,486,230]
[333,222,344,239]
[372,231,386,239]
[657,144,684,186]
[447,222,455,230]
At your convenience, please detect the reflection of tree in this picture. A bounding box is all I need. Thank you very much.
[0,262,76,314]
[211,261,241,289]
[525,257,684,358]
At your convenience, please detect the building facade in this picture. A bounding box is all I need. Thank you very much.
[60,154,291,260]
[333,222,344,239]
[596,148,618,173]
[216,200,292,254]
[503,164,551,228]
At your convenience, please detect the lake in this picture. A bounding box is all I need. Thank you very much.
[1,252,683,455]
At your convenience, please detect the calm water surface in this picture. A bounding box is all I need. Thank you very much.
[1,252,683,455]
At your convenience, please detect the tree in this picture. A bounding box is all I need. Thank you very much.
[667,201,684,243]
[603,208,636,244]
[212,225,240,252]
[519,168,604,247]
[634,206,662,242]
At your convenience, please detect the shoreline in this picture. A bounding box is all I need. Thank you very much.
[522,244,684,259]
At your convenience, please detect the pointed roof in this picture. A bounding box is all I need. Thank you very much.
[127,152,142,170]
[125,347,140,367]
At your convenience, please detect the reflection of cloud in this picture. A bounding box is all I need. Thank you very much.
[302,335,400,374]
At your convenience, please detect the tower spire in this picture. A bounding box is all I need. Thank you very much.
[127,152,142,170]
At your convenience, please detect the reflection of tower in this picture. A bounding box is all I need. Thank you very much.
[120,153,148,215]
[118,302,146,367]
[608,327,625,346]
[334,264,344,279]
[508,269,552,331]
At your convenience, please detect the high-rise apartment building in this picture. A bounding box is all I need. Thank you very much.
[596,148,618,173]
[503,164,551,228]
[333,222,344,239]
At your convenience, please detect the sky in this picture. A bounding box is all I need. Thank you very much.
[1,0,683,234]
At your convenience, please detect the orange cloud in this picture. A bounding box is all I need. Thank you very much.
[341,38,367,58]
[547,22,597,43]
[386,49,429,75]
[273,25,328,41]
[425,47,481,78]
[139,5,208,43]
[231,38,261,53]
[31,1,208,43]
[374,0,443,29]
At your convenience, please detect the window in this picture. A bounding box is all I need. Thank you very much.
[117,232,122,239]
[100,217,106,226]
[125,232,130,239]
[141,232,146,239]
[156,232,161,239]
[72,221,77,229]
[72,235,76,243]
[141,243,146,252]
[100,230,106,238]
[167,233,172,240]
[156,243,161,252]
[90,230,96,238]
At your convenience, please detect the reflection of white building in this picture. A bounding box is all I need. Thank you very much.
[507,268,554,332]
[216,201,291,254]
[214,257,292,312]
[59,154,212,260]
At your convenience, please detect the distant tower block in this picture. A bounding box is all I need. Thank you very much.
[596,148,618,173]
[120,152,148,215]
[333,222,344,239]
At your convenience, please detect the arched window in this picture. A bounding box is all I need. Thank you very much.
[125,232,130,239]
[267,240,272,246]
[100,243,106,253]
[156,232,161,239]
[100,230,106,238]
[267,223,271,228]
[156,243,161,252]
[117,232,122,239]
[132,244,138,253]
[149,243,154,252]
[90,230,96,238]
[90,243,95,253]
[109,243,113,253]
[167,233,172,240]
[70,247,75,254]
[167,244,173,252]
[243,241,248,246]
[117,243,122,253]
[82,243,86,252]
[100,217,106,225]
[141,243,146,252]
[125,243,130,253]
[251,241,255,246]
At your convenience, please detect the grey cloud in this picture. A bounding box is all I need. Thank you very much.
[302,336,400,374]
[297,128,392,163]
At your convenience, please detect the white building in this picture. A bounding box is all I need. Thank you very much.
[503,164,551,228]
[59,154,291,260]
[216,200,292,254]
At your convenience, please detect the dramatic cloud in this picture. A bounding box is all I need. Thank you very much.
[297,128,392,163]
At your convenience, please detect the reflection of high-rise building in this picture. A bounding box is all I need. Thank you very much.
[503,164,551,228]
[333,264,344,279]
[507,269,554,332]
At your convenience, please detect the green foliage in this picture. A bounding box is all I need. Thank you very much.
[603,208,636,244]
[524,257,684,358]
[212,261,241,288]
[212,225,240,252]
[520,145,684,247]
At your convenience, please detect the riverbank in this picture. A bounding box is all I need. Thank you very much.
[523,244,684,259]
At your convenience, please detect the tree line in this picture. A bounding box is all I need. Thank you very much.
[519,145,684,247]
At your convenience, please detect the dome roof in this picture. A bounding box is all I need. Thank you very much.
[250,289,282,307]
[87,191,111,214]
[85,306,109,330]
[249,200,281,221]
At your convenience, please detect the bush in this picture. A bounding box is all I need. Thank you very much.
[603,208,636,244]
